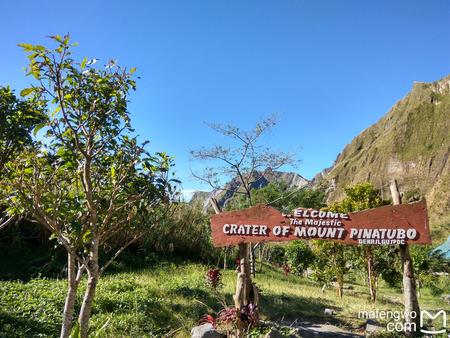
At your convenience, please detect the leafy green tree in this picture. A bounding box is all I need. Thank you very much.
[0,35,177,338]
[285,241,315,275]
[0,86,46,229]
[409,245,450,297]
[226,181,326,212]
[329,182,388,302]
[310,239,351,297]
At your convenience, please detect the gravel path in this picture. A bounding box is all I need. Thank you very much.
[276,318,365,338]
[293,321,364,337]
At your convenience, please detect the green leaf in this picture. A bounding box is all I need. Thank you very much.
[18,43,34,51]
[130,67,137,74]
[52,106,61,117]
[70,322,80,338]
[34,45,46,51]
[20,88,34,97]
[81,57,87,70]
[33,122,47,136]
[82,230,92,243]
[111,165,116,184]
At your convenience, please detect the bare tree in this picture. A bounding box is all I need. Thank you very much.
[191,115,296,327]
[191,115,294,207]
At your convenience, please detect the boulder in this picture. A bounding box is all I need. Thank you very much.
[191,323,225,338]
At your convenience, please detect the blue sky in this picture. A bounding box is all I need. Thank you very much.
[1,1,450,197]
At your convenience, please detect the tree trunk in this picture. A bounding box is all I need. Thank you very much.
[78,239,100,338]
[250,244,256,278]
[390,180,420,337]
[60,252,83,338]
[210,198,254,336]
[239,243,251,305]
[336,273,344,298]
[259,244,264,271]
[223,247,227,270]
[367,248,376,302]
[417,279,421,299]
[234,271,246,337]
[400,244,421,335]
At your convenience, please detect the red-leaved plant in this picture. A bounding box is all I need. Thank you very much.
[282,263,291,276]
[199,303,259,332]
[218,306,238,325]
[205,268,222,289]
[240,303,259,327]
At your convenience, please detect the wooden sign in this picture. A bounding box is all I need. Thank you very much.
[210,199,432,247]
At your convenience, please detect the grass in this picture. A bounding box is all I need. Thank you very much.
[0,261,448,337]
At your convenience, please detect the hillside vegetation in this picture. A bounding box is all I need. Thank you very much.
[314,75,450,240]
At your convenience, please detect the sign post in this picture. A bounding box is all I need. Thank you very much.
[211,200,431,247]
[209,195,432,336]
[390,180,421,337]
[209,198,252,336]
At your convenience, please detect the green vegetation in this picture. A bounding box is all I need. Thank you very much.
[0,86,46,175]
[226,181,326,212]
[1,261,448,337]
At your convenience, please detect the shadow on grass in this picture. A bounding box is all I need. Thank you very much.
[260,292,338,320]
[0,310,56,338]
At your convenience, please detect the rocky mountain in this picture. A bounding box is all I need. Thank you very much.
[313,75,450,236]
[190,169,309,211]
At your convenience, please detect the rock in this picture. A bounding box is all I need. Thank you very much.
[365,319,384,333]
[264,328,285,338]
[324,308,335,315]
[442,294,450,304]
[191,323,225,338]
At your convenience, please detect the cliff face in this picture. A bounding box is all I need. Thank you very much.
[314,75,450,233]
[190,170,309,211]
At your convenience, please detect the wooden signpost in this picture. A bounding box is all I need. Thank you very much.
[210,192,432,337]
[211,199,432,247]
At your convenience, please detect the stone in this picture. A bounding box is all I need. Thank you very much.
[191,323,225,338]
[324,308,335,315]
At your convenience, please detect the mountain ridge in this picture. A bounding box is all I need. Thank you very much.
[313,74,450,236]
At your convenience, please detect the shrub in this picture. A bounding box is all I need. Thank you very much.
[268,245,286,266]
[285,241,315,275]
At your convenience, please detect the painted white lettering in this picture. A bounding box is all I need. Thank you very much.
[223,224,230,234]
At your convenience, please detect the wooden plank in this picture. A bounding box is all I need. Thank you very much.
[210,200,432,247]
